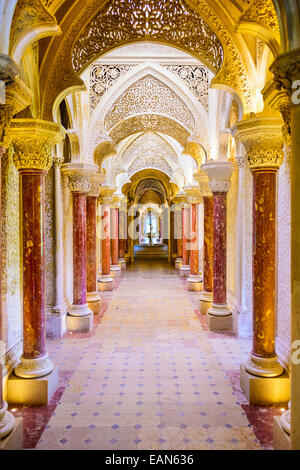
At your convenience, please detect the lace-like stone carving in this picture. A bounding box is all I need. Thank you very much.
[72,0,223,73]
[128,156,173,179]
[105,75,195,132]
[163,65,209,112]
[121,132,178,167]
[90,64,135,111]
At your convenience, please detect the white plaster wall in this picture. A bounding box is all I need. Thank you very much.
[276,148,291,367]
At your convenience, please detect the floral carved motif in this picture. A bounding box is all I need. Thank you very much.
[121,132,178,167]
[128,156,173,179]
[105,75,195,132]
[72,0,223,73]
[110,115,189,146]
[12,137,53,171]
[241,0,280,42]
[163,65,209,112]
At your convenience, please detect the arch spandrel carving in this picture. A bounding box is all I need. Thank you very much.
[71,0,224,74]
[104,75,195,133]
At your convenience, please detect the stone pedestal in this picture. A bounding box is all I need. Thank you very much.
[187,274,203,291]
[87,291,102,315]
[118,258,127,270]
[0,418,23,450]
[273,417,291,450]
[8,368,59,406]
[98,275,114,291]
[175,258,182,270]
[240,364,290,406]
[201,162,235,332]
[66,314,93,333]
[179,265,190,277]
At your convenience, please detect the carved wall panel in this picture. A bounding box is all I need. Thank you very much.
[104,75,195,132]
[128,155,173,179]
[1,146,21,351]
[72,0,224,73]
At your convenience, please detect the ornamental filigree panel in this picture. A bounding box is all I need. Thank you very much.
[128,155,173,179]
[90,64,136,111]
[105,76,195,132]
[110,114,189,146]
[72,0,223,73]
[122,132,178,167]
[163,65,209,112]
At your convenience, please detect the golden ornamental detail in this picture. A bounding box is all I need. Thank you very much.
[72,0,223,73]
[67,174,91,194]
[12,136,53,171]
[244,135,284,170]
[0,105,14,149]
[241,0,280,42]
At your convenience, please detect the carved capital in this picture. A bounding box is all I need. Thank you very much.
[62,163,98,194]
[0,105,14,148]
[88,172,106,197]
[184,185,202,204]
[9,119,63,171]
[99,186,117,204]
[193,170,211,197]
[270,49,300,96]
[53,156,64,168]
[232,116,284,170]
[201,161,235,194]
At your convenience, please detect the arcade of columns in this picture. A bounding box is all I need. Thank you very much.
[0,0,300,452]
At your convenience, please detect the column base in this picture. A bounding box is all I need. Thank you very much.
[179,265,190,278]
[46,301,68,339]
[7,367,59,406]
[0,402,15,440]
[119,258,127,270]
[245,353,284,378]
[0,418,23,450]
[175,258,182,270]
[68,303,92,317]
[273,416,291,450]
[14,354,55,379]
[87,291,102,315]
[200,291,213,315]
[239,364,290,405]
[207,304,232,332]
[98,275,114,291]
[111,265,122,277]
[66,313,93,333]
[186,274,202,291]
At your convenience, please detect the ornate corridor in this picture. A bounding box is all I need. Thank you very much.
[0,0,300,452]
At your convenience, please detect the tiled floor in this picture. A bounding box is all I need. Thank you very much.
[11,258,283,450]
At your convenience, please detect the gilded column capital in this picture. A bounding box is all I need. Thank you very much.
[0,104,14,149]
[232,116,284,171]
[201,161,236,193]
[9,119,64,171]
[270,49,300,95]
[53,156,64,167]
[62,162,98,194]
[99,186,117,204]
[172,193,188,205]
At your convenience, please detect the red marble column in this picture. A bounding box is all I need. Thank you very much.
[73,192,88,306]
[86,196,98,294]
[101,203,111,276]
[189,204,199,276]
[203,196,213,294]
[245,169,283,377]
[15,169,54,378]
[212,192,227,305]
[182,205,190,266]
[111,207,119,266]
[119,210,126,259]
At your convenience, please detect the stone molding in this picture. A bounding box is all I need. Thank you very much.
[232,116,284,170]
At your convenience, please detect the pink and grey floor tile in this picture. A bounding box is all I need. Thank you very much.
[9,259,283,450]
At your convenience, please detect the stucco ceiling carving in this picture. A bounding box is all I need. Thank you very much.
[241,0,280,42]
[109,115,190,147]
[121,132,178,168]
[72,0,224,73]
[104,75,195,133]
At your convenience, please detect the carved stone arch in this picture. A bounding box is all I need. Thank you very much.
[109,115,190,148]
[9,0,61,65]
[91,63,208,135]
[236,0,281,57]
[128,155,174,180]
[121,131,179,168]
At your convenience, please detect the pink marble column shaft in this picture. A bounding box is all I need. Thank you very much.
[101,203,111,275]
[203,196,213,294]
[0,147,4,409]
[212,192,227,305]
[111,207,119,266]
[86,196,98,294]
[182,205,190,266]
[73,192,88,305]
